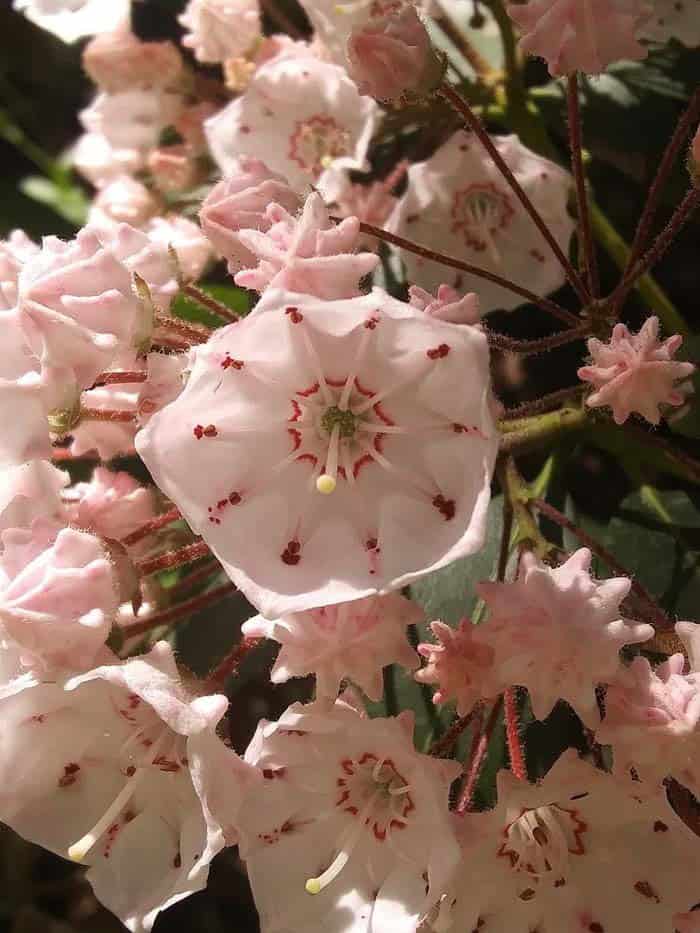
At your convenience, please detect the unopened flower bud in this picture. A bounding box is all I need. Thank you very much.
[148,146,199,194]
[83,29,183,92]
[346,5,446,103]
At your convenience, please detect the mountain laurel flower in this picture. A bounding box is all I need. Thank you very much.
[476,548,653,725]
[346,5,446,103]
[147,146,199,194]
[239,698,461,933]
[82,28,183,92]
[242,593,422,700]
[64,467,156,544]
[71,132,144,189]
[136,286,499,618]
[13,0,131,44]
[234,192,379,299]
[0,642,255,931]
[178,0,262,64]
[596,621,700,797]
[578,316,695,425]
[80,88,183,155]
[409,284,481,325]
[436,750,700,933]
[415,618,499,716]
[0,518,119,674]
[507,0,652,76]
[145,215,213,283]
[200,158,302,274]
[137,351,191,426]
[205,54,379,200]
[0,230,39,310]
[389,130,574,312]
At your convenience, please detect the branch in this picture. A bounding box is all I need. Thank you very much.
[567,74,599,296]
[123,582,237,638]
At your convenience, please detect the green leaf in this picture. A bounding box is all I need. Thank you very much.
[568,489,700,619]
[20,174,88,226]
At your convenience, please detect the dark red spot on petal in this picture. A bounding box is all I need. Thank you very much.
[285,306,303,324]
[427,343,450,360]
[433,494,456,520]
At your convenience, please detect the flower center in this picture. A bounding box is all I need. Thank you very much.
[305,753,414,895]
[321,405,357,439]
[451,183,514,263]
[289,115,350,175]
[498,803,588,882]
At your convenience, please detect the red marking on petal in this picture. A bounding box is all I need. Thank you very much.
[427,343,451,360]
[289,399,302,421]
[433,495,456,521]
[285,306,303,324]
[288,428,302,451]
[353,452,373,478]
[221,354,244,370]
[364,315,380,330]
[296,452,318,466]
[229,491,241,505]
[297,382,319,397]
[281,540,301,565]
[373,401,394,426]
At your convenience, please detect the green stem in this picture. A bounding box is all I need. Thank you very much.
[499,456,558,559]
[0,107,63,182]
[499,405,588,455]
[590,202,689,336]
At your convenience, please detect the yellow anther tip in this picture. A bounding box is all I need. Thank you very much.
[67,843,88,863]
[305,878,322,896]
[316,474,337,495]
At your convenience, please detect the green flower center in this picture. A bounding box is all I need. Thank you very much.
[321,406,357,439]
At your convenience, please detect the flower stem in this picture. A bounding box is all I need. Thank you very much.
[80,407,136,423]
[120,507,182,547]
[609,188,700,312]
[430,702,485,758]
[623,87,700,279]
[123,582,238,638]
[528,497,671,629]
[498,405,588,455]
[182,283,242,324]
[456,698,503,813]
[487,324,588,356]
[590,202,688,335]
[154,313,211,345]
[353,219,580,326]
[92,371,148,387]
[135,540,211,576]
[438,81,590,305]
[205,637,263,689]
[566,74,598,297]
[501,385,586,420]
[503,687,527,780]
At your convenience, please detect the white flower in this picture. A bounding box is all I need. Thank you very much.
[179,0,261,63]
[13,0,131,44]
[388,130,575,312]
[239,698,461,933]
[136,287,498,618]
[205,55,379,200]
[146,215,213,283]
[81,89,183,155]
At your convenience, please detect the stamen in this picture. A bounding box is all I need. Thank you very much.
[305,791,381,895]
[316,423,340,495]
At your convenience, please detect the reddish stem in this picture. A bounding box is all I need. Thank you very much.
[610,187,700,311]
[51,448,99,463]
[183,283,241,324]
[135,540,211,576]
[120,507,182,547]
[167,559,222,598]
[623,88,700,279]
[123,582,238,637]
[93,371,148,387]
[500,385,586,420]
[80,408,137,423]
[429,702,485,757]
[567,75,599,297]
[487,324,588,356]
[503,687,527,780]
[154,312,211,345]
[529,497,671,629]
[205,637,263,689]
[438,82,590,306]
[456,699,503,814]
[354,219,580,327]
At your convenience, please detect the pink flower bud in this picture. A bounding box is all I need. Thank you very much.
[346,5,445,103]
[88,176,160,232]
[409,284,481,325]
[83,29,183,92]
[199,157,302,273]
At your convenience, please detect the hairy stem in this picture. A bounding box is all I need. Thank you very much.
[120,507,182,547]
[430,702,485,758]
[205,637,263,689]
[456,699,503,813]
[487,324,588,356]
[123,583,237,638]
[354,219,580,326]
[154,312,211,345]
[567,74,599,297]
[92,371,148,387]
[500,385,586,421]
[504,687,527,780]
[80,408,136,423]
[182,283,242,324]
[136,540,211,576]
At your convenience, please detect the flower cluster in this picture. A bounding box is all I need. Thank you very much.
[3,0,700,931]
